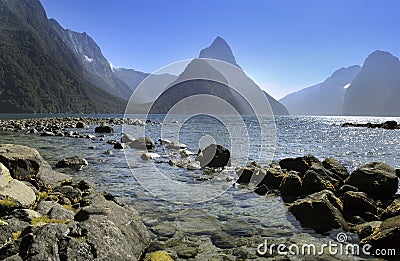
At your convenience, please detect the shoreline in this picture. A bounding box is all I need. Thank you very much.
[0,117,399,260]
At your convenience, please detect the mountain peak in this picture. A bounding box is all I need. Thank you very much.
[199,36,238,66]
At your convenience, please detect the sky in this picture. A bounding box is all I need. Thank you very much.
[40,0,400,99]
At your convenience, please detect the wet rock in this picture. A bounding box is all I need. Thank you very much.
[361,215,400,254]
[165,141,187,150]
[279,155,320,176]
[53,186,82,204]
[56,156,88,170]
[0,163,36,209]
[210,231,247,249]
[279,171,302,198]
[40,131,55,137]
[381,198,400,220]
[355,221,382,240]
[382,120,398,129]
[113,142,125,149]
[129,137,155,150]
[121,133,135,143]
[338,184,358,196]
[179,149,195,158]
[151,223,177,239]
[222,219,256,237]
[289,190,348,234]
[175,245,199,258]
[258,165,285,190]
[141,152,161,160]
[343,191,379,221]
[195,144,230,168]
[301,165,337,195]
[322,157,349,180]
[345,162,398,200]
[75,122,87,128]
[254,184,269,196]
[94,125,114,133]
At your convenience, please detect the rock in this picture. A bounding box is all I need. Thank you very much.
[180,149,195,158]
[0,222,13,247]
[279,155,320,176]
[301,165,337,195]
[144,251,174,261]
[53,186,82,203]
[40,131,55,137]
[338,184,358,196]
[121,133,135,143]
[343,191,379,221]
[103,150,113,155]
[140,152,161,160]
[279,171,302,198]
[254,184,269,196]
[165,141,187,150]
[345,162,398,199]
[35,201,62,216]
[258,165,285,190]
[47,205,75,220]
[0,163,36,209]
[56,156,88,170]
[195,144,230,168]
[0,144,44,180]
[75,122,87,128]
[113,142,125,149]
[355,221,382,240]
[222,219,256,237]
[322,157,349,180]
[129,137,155,150]
[150,223,176,238]
[94,125,114,133]
[12,209,41,222]
[382,120,397,129]
[210,231,247,249]
[396,169,400,178]
[236,166,256,185]
[361,215,400,253]
[289,190,348,234]
[175,245,198,258]
[381,198,400,220]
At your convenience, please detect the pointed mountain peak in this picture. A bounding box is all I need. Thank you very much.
[199,36,238,66]
[364,50,399,65]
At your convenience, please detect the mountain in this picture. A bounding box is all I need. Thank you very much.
[49,19,133,100]
[343,51,400,116]
[0,0,125,113]
[199,36,239,67]
[280,66,361,115]
[199,37,289,115]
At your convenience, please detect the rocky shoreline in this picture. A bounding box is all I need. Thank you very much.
[0,117,399,260]
[341,120,400,130]
[236,155,400,257]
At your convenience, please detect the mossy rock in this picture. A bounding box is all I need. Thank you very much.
[144,251,174,261]
[30,215,70,226]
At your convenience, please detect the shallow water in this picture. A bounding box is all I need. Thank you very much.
[1,115,399,260]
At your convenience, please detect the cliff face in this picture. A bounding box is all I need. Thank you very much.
[0,0,125,113]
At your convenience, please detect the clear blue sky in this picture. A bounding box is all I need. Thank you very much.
[40,0,400,99]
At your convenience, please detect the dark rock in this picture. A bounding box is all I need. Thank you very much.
[129,137,155,150]
[47,205,75,220]
[195,144,230,168]
[175,245,198,258]
[75,122,87,128]
[150,223,176,238]
[279,155,320,176]
[338,184,359,196]
[381,198,400,220]
[222,220,255,237]
[345,162,398,199]
[254,184,269,196]
[382,120,397,129]
[40,131,55,137]
[113,142,125,149]
[35,201,62,216]
[210,231,247,249]
[56,156,88,170]
[279,171,302,197]
[301,165,337,195]
[396,169,400,178]
[361,215,400,255]
[94,125,114,133]
[343,191,379,221]
[0,224,13,247]
[355,221,382,240]
[322,157,349,180]
[289,190,348,234]
[258,166,285,190]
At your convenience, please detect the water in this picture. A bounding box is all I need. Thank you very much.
[1,115,399,259]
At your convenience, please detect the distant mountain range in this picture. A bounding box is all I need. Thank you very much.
[280,50,400,116]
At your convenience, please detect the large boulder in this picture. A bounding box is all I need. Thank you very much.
[0,144,44,180]
[258,164,285,190]
[345,162,398,200]
[195,144,230,168]
[279,171,302,198]
[0,163,36,210]
[382,120,398,130]
[129,137,155,150]
[322,157,349,180]
[289,190,348,234]
[94,125,114,133]
[121,133,135,143]
[343,191,379,221]
[236,163,267,185]
[56,156,88,170]
[361,215,400,254]
[279,155,320,176]
[381,198,400,220]
[301,165,338,195]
